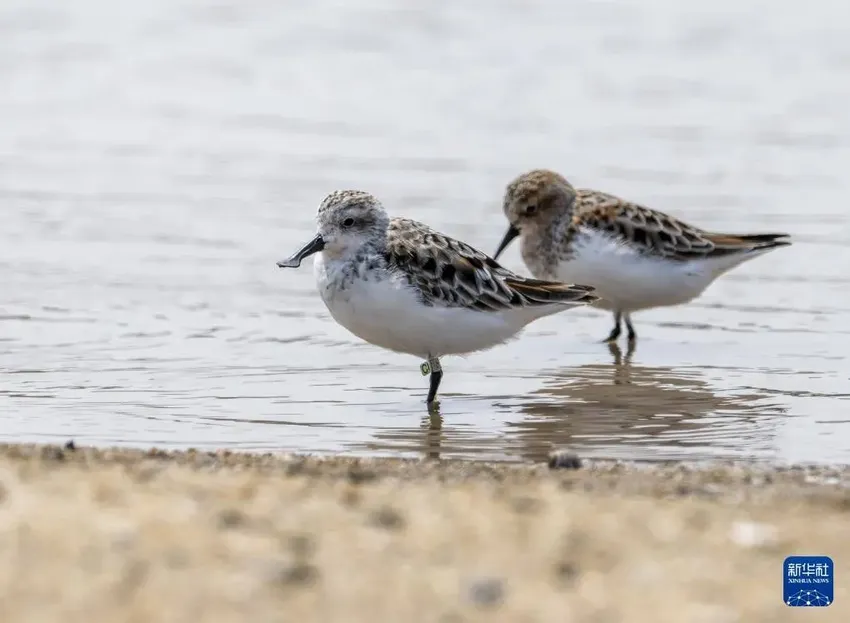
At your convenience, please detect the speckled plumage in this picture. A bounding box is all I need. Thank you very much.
[384,217,597,312]
[495,169,792,343]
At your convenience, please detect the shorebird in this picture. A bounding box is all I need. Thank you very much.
[493,169,791,343]
[278,189,598,408]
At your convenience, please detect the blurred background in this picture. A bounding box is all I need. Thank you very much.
[1,0,848,464]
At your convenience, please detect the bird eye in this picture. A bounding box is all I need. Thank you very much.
[525,204,538,215]
[342,217,355,228]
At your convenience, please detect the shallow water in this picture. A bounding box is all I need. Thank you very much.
[1,0,849,464]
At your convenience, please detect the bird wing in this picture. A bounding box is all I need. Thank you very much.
[385,218,597,311]
[573,190,790,260]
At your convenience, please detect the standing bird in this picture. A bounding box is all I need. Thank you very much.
[493,170,791,344]
[277,190,598,408]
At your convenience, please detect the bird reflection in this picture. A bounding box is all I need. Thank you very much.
[352,342,783,463]
[607,340,635,382]
[354,401,451,460]
[505,342,783,462]
[422,409,443,459]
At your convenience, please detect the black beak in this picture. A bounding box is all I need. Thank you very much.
[493,225,519,260]
[277,234,325,268]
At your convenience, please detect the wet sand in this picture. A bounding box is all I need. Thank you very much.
[0,444,847,622]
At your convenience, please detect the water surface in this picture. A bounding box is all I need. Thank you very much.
[1,0,849,463]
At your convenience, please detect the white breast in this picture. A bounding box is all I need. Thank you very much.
[554,228,723,312]
[313,254,561,359]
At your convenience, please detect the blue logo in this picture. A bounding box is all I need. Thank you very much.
[783,556,833,607]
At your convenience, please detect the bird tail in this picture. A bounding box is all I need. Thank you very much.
[705,232,791,255]
[504,278,598,307]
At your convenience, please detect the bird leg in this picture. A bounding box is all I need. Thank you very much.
[603,311,623,343]
[420,356,443,406]
[625,313,637,344]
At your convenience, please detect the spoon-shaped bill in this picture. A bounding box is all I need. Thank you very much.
[277,234,325,269]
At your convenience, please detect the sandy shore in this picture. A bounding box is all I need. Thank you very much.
[0,444,847,622]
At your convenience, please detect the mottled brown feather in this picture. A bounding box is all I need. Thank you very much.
[572,190,790,261]
[385,218,597,311]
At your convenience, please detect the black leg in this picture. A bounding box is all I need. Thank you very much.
[427,368,443,405]
[603,311,622,343]
[421,356,443,405]
[625,314,637,343]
